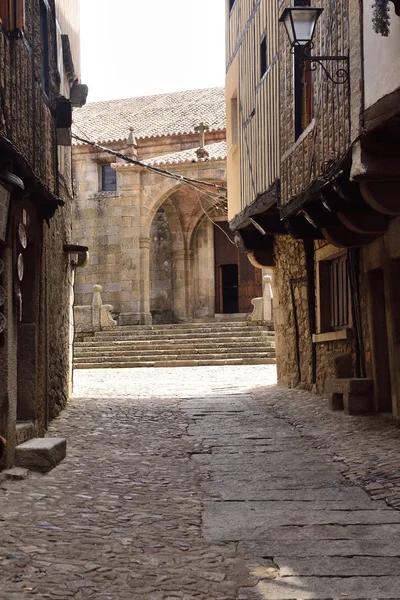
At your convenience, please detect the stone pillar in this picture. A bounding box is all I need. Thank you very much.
[139,237,152,325]
[114,165,145,326]
[172,249,189,321]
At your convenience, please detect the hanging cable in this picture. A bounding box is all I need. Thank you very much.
[71,124,233,240]
[71,131,227,193]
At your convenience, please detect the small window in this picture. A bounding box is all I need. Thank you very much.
[0,0,11,30]
[260,34,267,79]
[319,254,349,332]
[40,0,50,95]
[229,0,236,13]
[101,165,117,192]
[294,48,313,139]
[230,96,238,146]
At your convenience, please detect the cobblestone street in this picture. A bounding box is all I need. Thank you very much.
[1,365,400,599]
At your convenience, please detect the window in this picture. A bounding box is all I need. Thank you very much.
[294,49,313,139]
[294,0,313,139]
[0,0,25,31]
[229,0,236,12]
[318,253,349,332]
[40,0,50,95]
[329,255,349,329]
[101,165,117,192]
[230,95,238,146]
[260,33,267,79]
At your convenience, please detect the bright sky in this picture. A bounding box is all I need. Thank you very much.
[80,0,226,103]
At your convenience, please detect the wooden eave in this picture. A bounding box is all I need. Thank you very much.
[363,86,400,135]
[229,180,284,234]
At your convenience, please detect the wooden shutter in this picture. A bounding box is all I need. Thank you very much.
[0,0,11,30]
[0,1,25,32]
[330,255,349,329]
[15,0,25,30]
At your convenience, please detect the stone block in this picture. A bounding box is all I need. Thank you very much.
[15,437,67,472]
[325,378,373,395]
[326,378,374,415]
[3,467,30,480]
[344,393,374,416]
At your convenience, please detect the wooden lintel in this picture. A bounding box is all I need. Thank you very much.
[321,226,380,248]
[229,180,280,230]
[247,249,274,268]
[286,215,324,240]
[234,228,274,254]
[336,211,389,234]
[360,181,400,216]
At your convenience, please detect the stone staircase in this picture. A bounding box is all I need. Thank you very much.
[73,321,276,369]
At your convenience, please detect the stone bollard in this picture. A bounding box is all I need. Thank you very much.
[92,285,103,331]
[248,297,263,321]
[263,275,273,322]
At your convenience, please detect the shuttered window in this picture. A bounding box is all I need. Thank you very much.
[101,165,117,191]
[260,33,267,79]
[40,0,50,95]
[0,0,25,32]
[0,0,11,29]
[330,255,349,329]
[319,253,350,333]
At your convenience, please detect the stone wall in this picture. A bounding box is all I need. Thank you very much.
[72,134,227,325]
[0,0,77,466]
[273,236,373,395]
[44,192,73,421]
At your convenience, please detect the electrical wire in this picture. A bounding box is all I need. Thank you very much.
[71,130,227,193]
[71,124,232,241]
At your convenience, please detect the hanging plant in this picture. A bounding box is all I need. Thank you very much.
[372,0,391,36]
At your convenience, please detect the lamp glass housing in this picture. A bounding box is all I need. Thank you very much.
[279,7,324,47]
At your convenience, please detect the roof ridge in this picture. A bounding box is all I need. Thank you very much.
[83,86,225,108]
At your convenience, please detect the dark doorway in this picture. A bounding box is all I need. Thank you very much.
[219,264,239,313]
[368,268,392,413]
[214,222,262,314]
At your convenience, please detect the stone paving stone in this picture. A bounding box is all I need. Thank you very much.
[1,365,400,599]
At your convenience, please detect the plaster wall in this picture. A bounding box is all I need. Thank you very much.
[363,2,400,109]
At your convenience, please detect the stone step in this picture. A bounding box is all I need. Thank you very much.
[15,421,37,446]
[93,321,272,332]
[15,437,67,472]
[76,325,272,340]
[74,350,276,364]
[75,338,275,350]
[84,332,275,344]
[74,321,276,369]
[74,346,275,358]
[74,357,276,369]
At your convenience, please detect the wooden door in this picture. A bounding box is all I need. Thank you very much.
[214,222,262,314]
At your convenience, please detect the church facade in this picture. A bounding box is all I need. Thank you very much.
[72,88,264,326]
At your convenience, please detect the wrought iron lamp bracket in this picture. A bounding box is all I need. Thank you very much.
[292,42,350,86]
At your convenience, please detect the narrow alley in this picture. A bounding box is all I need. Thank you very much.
[1,365,400,599]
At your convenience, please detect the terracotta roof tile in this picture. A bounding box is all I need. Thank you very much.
[143,141,227,167]
[73,87,226,144]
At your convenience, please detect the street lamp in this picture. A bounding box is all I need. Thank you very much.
[279,6,349,85]
[279,7,323,47]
